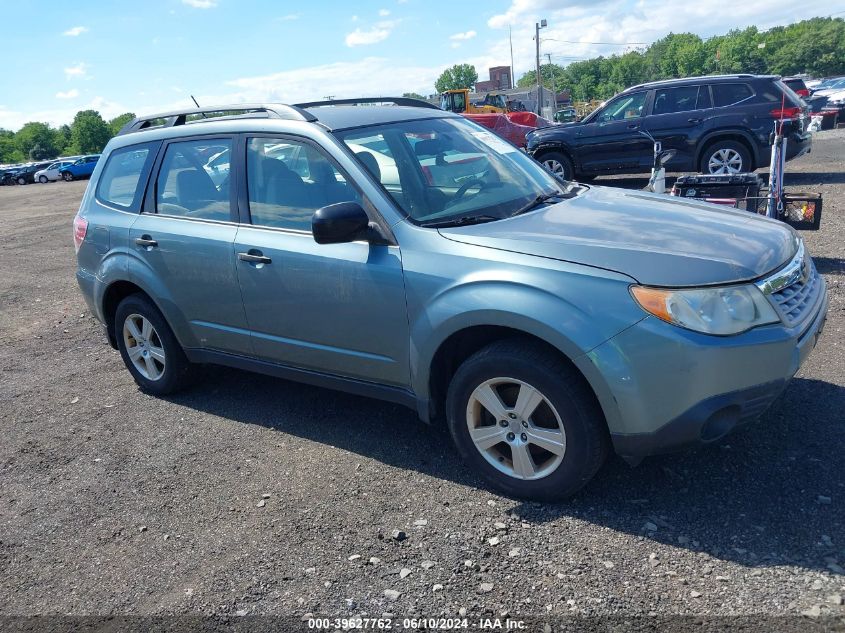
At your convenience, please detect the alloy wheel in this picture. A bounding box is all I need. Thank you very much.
[122,313,166,381]
[707,148,743,174]
[465,377,567,481]
[543,159,568,179]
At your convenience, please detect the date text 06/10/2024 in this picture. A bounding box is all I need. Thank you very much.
[307,617,527,630]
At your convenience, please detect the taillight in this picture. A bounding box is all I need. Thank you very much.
[73,214,88,252]
[771,106,801,119]
[796,89,810,97]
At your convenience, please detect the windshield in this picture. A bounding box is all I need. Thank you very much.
[336,117,571,226]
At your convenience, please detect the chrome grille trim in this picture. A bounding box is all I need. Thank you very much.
[756,242,821,328]
[756,241,807,296]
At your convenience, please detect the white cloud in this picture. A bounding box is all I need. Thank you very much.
[182,0,216,8]
[379,8,391,16]
[64,63,88,80]
[63,26,88,37]
[223,57,441,104]
[345,21,397,46]
[55,89,79,100]
[449,30,477,41]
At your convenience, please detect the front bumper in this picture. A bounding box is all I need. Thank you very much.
[578,278,828,459]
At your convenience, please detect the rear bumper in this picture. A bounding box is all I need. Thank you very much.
[785,129,812,161]
[581,280,828,459]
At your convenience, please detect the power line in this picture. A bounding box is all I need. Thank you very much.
[542,38,648,45]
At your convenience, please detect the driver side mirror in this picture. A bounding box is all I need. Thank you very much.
[312,202,388,245]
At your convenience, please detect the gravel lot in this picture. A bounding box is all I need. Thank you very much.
[1,130,843,626]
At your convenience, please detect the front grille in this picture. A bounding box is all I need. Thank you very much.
[769,259,821,328]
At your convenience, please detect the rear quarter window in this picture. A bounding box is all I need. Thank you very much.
[96,143,158,210]
[712,83,754,107]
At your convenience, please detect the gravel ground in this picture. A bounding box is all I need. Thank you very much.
[0,130,843,626]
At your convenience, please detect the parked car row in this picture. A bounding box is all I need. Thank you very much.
[0,154,100,186]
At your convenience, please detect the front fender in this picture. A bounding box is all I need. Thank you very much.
[408,272,643,404]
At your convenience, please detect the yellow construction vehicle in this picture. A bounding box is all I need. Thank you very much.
[439,89,508,114]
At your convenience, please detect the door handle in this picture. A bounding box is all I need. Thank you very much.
[238,251,272,265]
[134,236,158,248]
[688,117,702,123]
[627,123,639,129]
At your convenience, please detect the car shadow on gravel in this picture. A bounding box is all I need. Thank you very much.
[786,171,845,185]
[814,257,845,275]
[167,370,844,575]
[513,377,845,575]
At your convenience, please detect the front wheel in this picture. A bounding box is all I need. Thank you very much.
[115,294,195,395]
[700,141,751,175]
[62,172,73,181]
[539,151,574,181]
[17,177,26,185]
[38,175,48,184]
[446,339,609,500]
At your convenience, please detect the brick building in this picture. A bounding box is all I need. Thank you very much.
[475,66,513,92]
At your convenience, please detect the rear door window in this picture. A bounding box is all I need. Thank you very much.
[651,86,700,115]
[155,138,233,221]
[712,83,754,107]
[96,143,158,210]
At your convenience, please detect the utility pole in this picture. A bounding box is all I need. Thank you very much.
[545,53,557,112]
[509,25,515,90]
[535,19,547,116]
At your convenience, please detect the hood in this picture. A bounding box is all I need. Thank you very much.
[439,186,797,287]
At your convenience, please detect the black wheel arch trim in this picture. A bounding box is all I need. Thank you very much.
[697,129,762,171]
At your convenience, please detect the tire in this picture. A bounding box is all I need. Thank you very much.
[38,175,48,184]
[539,151,574,181]
[114,294,195,395]
[699,140,752,175]
[62,172,73,181]
[16,177,26,185]
[445,339,609,500]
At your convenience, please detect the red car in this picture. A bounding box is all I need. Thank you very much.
[783,77,810,98]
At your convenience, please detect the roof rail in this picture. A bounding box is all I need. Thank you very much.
[295,96,440,110]
[116,103,317,136]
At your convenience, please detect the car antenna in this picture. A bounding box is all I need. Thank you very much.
[191,95,207,118]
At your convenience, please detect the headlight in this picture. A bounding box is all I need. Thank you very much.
[630,284,780,335]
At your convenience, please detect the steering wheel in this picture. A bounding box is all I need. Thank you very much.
[447,178,488,207]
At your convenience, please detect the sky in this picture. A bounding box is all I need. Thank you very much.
[2,0,842,131]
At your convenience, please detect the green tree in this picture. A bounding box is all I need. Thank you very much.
[0,130,25,163]
[70,110,111,154]
[15,122,59,160]
[514,17,845,103]
[435,64,478,93]
[55,124,72,154]
[108,112,136,136]
[402,92,427,100]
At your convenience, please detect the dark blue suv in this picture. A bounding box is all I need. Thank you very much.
[527,74,812,180]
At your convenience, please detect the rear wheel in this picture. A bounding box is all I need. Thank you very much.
[700,140,751,175]
[16,177,26,185]
[62,172,73,181]
[115,294,195,395]
[446,339,609,500]
[539,151,574,181]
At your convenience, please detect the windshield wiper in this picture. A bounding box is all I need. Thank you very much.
[420,214,502,228]
[509,190,571,218]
